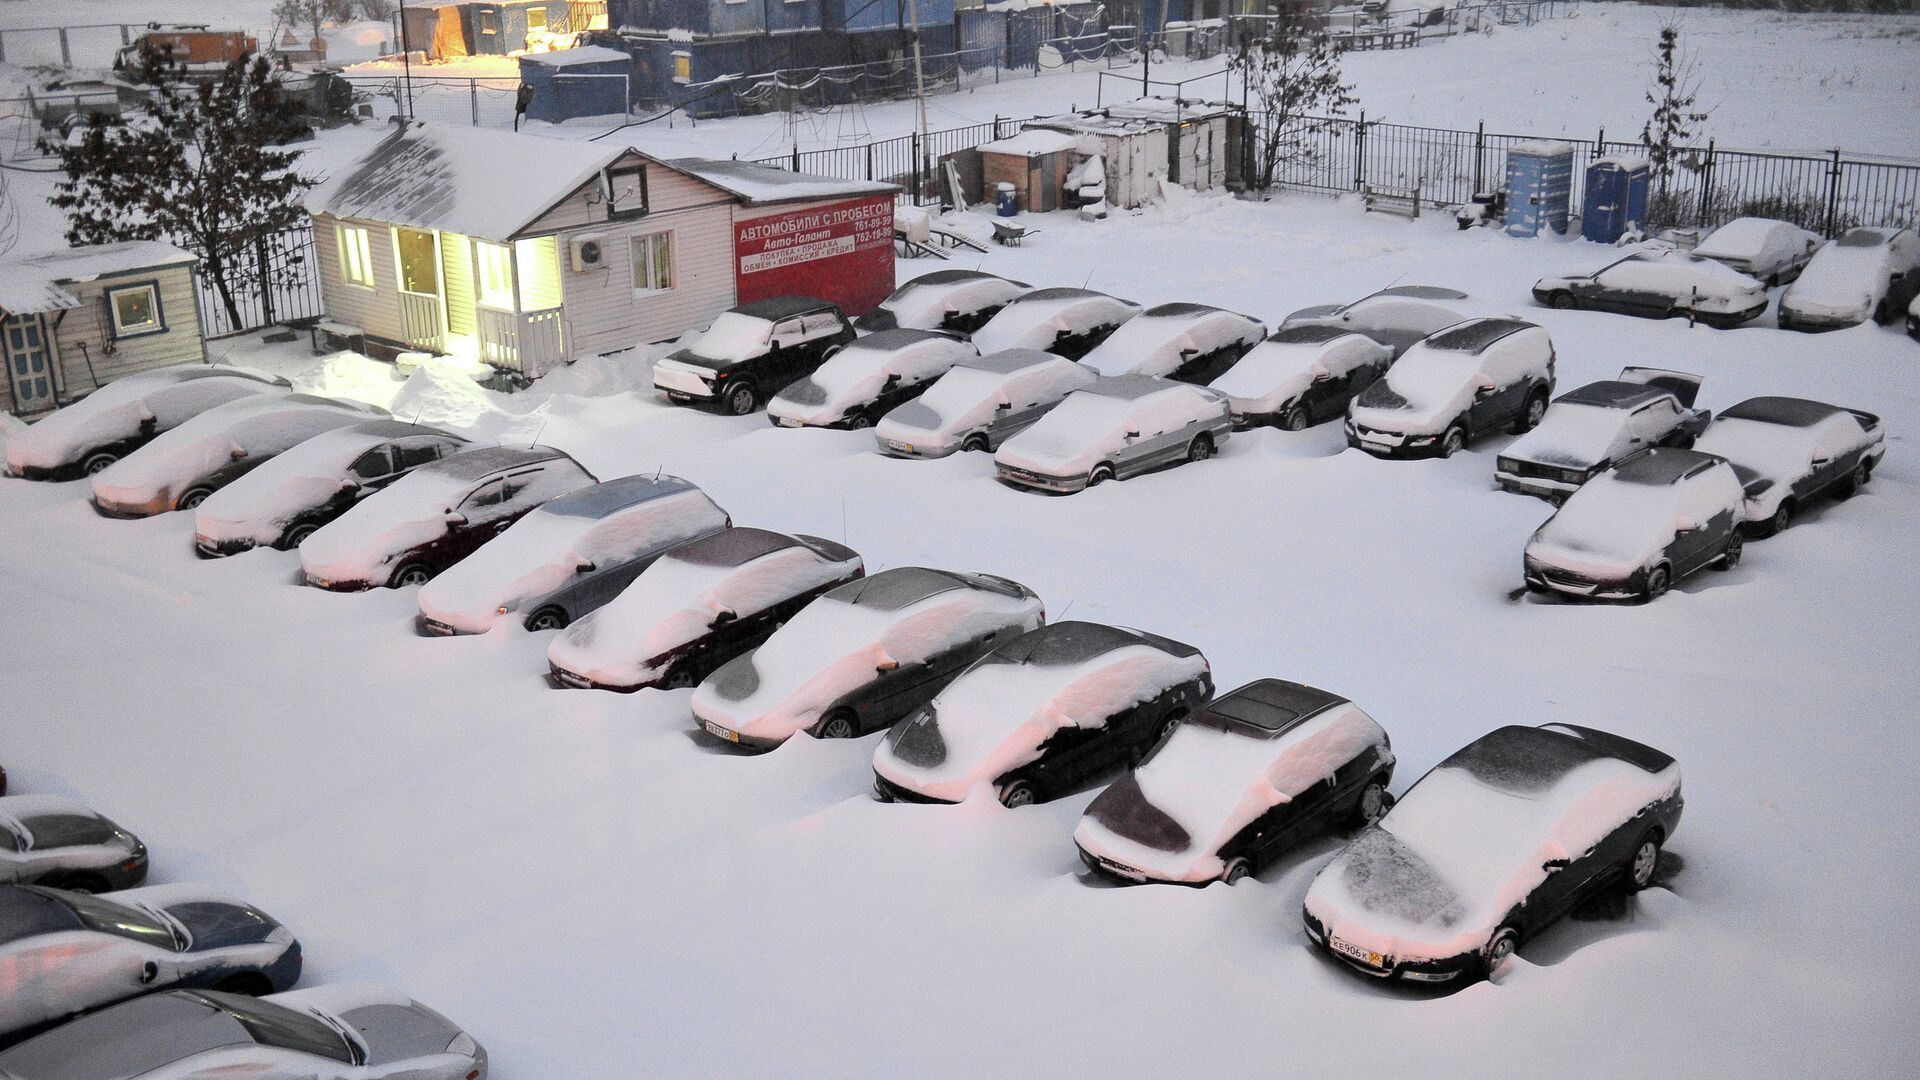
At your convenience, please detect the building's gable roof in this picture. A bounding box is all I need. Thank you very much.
[668,157,898,205]
[0,241,197,318]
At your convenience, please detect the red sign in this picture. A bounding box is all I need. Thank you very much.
[733,195,896,317]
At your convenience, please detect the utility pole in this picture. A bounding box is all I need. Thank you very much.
[905,0,932,201]
[397,0,415,120]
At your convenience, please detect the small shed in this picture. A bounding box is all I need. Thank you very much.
[1026,96,1242,209]
[402,1,579,60]
[519,46,632,122]
[0,241,206,417]
[1504,140,1575,238]
[976,129,1078,214]
[1582,155,1652,245]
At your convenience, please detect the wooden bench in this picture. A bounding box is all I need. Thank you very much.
[1362,183,1422,220]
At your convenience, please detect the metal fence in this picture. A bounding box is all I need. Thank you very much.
[753,116,1033,203]
[0,23,140,68]
[194,227,327,339]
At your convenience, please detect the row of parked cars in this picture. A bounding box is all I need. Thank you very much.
[0,789,486,1077]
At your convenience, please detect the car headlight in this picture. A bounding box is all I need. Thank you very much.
[1402,969,1458,983]
[448,1032,478,1057]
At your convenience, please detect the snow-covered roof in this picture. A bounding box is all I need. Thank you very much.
[0,241,197,317]
[1031,97,1237,137]
[978,129,1079,157]
[519,46,632,69]
[1508,139,1575,156]
[669,157,898,205]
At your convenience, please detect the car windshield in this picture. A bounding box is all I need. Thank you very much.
[56,890,180,949]
[1377,353,1480,410]
[1695,417,1821,481]
[204,992,360,1065]
[690,313,772,362]
[1013,392,1135,458]
[1517,403,1629,463]
[1535,474,1684,563]
[18,813,114,849]
[915,366,1012,425]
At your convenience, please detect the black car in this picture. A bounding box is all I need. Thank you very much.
[872,622,1213,806]
[1078,303,1267,385]
[0,796,148,894]
[1072,680,1395,886]
[1280,284,1503,358]
[651,297,857,415]
[1693,396,1888,537]
[1345,318,1557,458]
[1524,449,1747,602]
[1496,367,1711,502]
[1207,324,1394,430]
[1532,249,1770,328]
[967,287,1142,360]
[1303,724,1683,985]
[853,269,1032,335]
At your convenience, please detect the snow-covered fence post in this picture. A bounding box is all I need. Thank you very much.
[470,80,480,126]
[1473,120,1484,193]
[1823,149,1844,239]
[1354,110,1367,192]
[58,27,71,67]
[1696,139,1716,225]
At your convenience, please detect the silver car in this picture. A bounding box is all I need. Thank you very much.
[873,350,1097,458]
[994,376,1233,493]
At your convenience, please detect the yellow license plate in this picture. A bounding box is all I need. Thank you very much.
[704,720,739,743]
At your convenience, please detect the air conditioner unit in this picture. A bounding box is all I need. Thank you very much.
[569,233,608,272]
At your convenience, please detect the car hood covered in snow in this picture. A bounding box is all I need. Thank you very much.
[1347,352,1481,434]
[768,331,976,425]
[1503,402,1632,468]
[89,395,384,509]
[4,369,284,474]
[1526,472,1691,575]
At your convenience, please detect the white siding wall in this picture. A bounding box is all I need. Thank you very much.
[311,213,405,342]
[49,265,204,398]
[559,206,736,357]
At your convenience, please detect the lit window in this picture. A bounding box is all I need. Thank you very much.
[672,51,692,82]
[527,7,548,32]
[337,224,374,287]
[106,283,164,339]
[476,242,516,309]
[631,233,673,293]
[480,10,499,34]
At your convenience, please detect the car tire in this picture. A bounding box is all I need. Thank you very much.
[176,487,214,510]
[50,873,108,894]
[1762,500,1794,537]
[1715,532,1743,570]
[1087,463,1116,487]
[214,973,273,996]
[1625,831,1663,892]
[998,780,1035,809]
[283,522,320,549]
[811,708,858,740]
[81,451,119,475]
[1136,711,1184,765]
[1510,390,1548,435]
[1354,780,1392,827]
[1280,406,1310,432]
[1643,564,1672,603]
[1548,291,1577,310]
[1835,463,1868,499]
[1873,299,1889,324]
[659,664,697,691]
[847,412,873,430]
[1439,425,1467,458]
[1186,434,1214,463]
[1483,926,1520,975]
[962,433,990,453]
[724,383,759,416]
[391,563,434,588]
[526,607,568,632]
[1221,857,1252,885]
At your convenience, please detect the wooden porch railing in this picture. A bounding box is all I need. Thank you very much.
[398,291,444,352]
[478,306,566,377]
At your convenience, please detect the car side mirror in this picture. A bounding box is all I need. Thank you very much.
[1811,456,1832,467]
[883,373,902,387]
[230,447,248,461]
[995,401,1013,411]
[1125,430,1140,440]
[444,510,467,526]
[140,961,159,985]
[576,560,596,574]
[876,658,900,673]
[1179,347,1199,358]
[1475,384,1498,399]
[710,609,737,627]
[1543,858,1569,872]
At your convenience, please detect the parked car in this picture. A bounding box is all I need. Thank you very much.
[1302,723,1682,984]
[767,329,978,430]
[1693,396,1887,537]
[1078,303,1266,385]
[87,394,386,518]
[1532,249,1769,328]
[0,796,146,893]
[0,986,487,1079]
[873,349,1098,458]
[0,767,6,796]
[1910,293,1920,340]
[1691,216,1822,285]
[1208,325,1394,430]
[416,474,731,635]
[1280,285,1505,358]
[1346,318,1556,458]
[1496,367,1710,502]
[191,420,471,556]
[967,287,1141,359]
[3,367,287,481]
[651,297,857,415]
[691,567,1043,750]
[854,269,1031,335]
[872,622,1212,807]
[995,376,1232,493]
[299,446,596,591]
[1777,226,1920,330]
[1523,448,1746,602]
[1073,680,1395,886]
[0,884,301,1043]
[548,528,863,692]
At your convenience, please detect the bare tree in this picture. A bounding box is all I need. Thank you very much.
[1229,3,1357,193]
[1640,21,1711,194]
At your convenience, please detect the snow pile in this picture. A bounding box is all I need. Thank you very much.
[89,395,381,509]
[549,538,861,687]
[1074,704,1389,882]
[1347,351,1482,432]
[770,333,976,425]
[971,291,1139,355]
[1505,402,1631,468]
[873,643,1207,803]
[1208,333,1389,417]
[387,360,511,431]
[1781,228,1913,320]
[1079,306,1264,378]
[4,370,283,474]
[290,352,409,410]
[418,483,729,632]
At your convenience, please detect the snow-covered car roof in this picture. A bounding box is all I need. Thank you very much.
[1373,285,1470,302]
[1503,400,1632,467]
[1421,317,1537,354]
[1693,216,1810,260]
[1557,380,1675,411]
[969,288,1139,354]
[770,330,976,423]
[194,421,463,543]
[1601,249,1766,294]
[1304,724,1678,960]
[0,794,101,830]
[88,394,386,505]
[873,623,1206,801]
[1718,396,1853,427]
[5,367,286,474]
[857,270,1030,332]
[732,296,841,323]
[1079,303,1265,378]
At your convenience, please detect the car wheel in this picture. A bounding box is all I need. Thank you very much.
[724,383,759,416]
[1221,857,1252,885]
[1087,463,1115,487]
[1483,926,1520,974]
[1280,406,1310,432]
[1835,463,1868,499]
[283,522,320,548]
[998,780,1035,809]
[392,563,434,588]
[811,708,858,740]
[660,664,697,691]
[1354,780,1392,827]
[1186,434,1214,463]
[51,873,108,894]
[1510,391,1548,435]
[526,607,568,632]
[1548,291,1577,310]
[1715,532,1743,570]
[1439,426,1467,458]
[1643,564,1672,603]
[1873,299,1889,324]
[1625,831,1663,892]
[847,412,873,430]
[962,433,990,453]
[1136,712,1183,765]
[176,487,214,510]
[81,451,119,475]
[214,973,272,996]
[1764,501,1794,537]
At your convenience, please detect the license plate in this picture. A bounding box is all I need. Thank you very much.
[555,671,590,689]
[1330,937,1384,967]
[1362,440,1395,452]
[704,720,739,743]
[423,620,455,636]
[774,417,803,428]
[889,440,914,453]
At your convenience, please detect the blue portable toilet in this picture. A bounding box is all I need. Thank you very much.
[1504,141,1575,238]
[1582,155,1652,244]
[518,46,633,123]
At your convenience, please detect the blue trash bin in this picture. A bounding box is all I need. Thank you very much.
[996,182,1018,218]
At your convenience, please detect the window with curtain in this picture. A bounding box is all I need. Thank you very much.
[631,233,673,294]
[476,242,515,310]
[337,225,374,287]
[393,229,441,296]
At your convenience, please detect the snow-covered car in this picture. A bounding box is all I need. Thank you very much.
[853,269,1031,335]
[3,367,287,481]
[1280,285,1505,358]
[1523,448,1746,602]
[1691,216,1822,285]
[691,567,1044,751]
[767,329,978,430]
[1532,249,1770,328]
[87,394,387,518]
[967,287,1141,360]
[1693,396,1887,537]
[0,884,302,1042]
[1074,680,1394,886]
[652,297,856,415]
[1777,226,1920,330]
[191,420,471,556]
[871,622,1212,807]
[1078,303,1266,384]
[1207,325,1393,430]
[416,474,731,635]
[1496,367,1710,501]
[1910,293,1920,340]
[0,985,487,1079]
[0,796,147,893]
[1302,723,1682,984]
[547,528,863,692]
[1345,318,1556,458]
[995,376,1232,493]
[873,349,1097,458]
[300,446,596,591]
